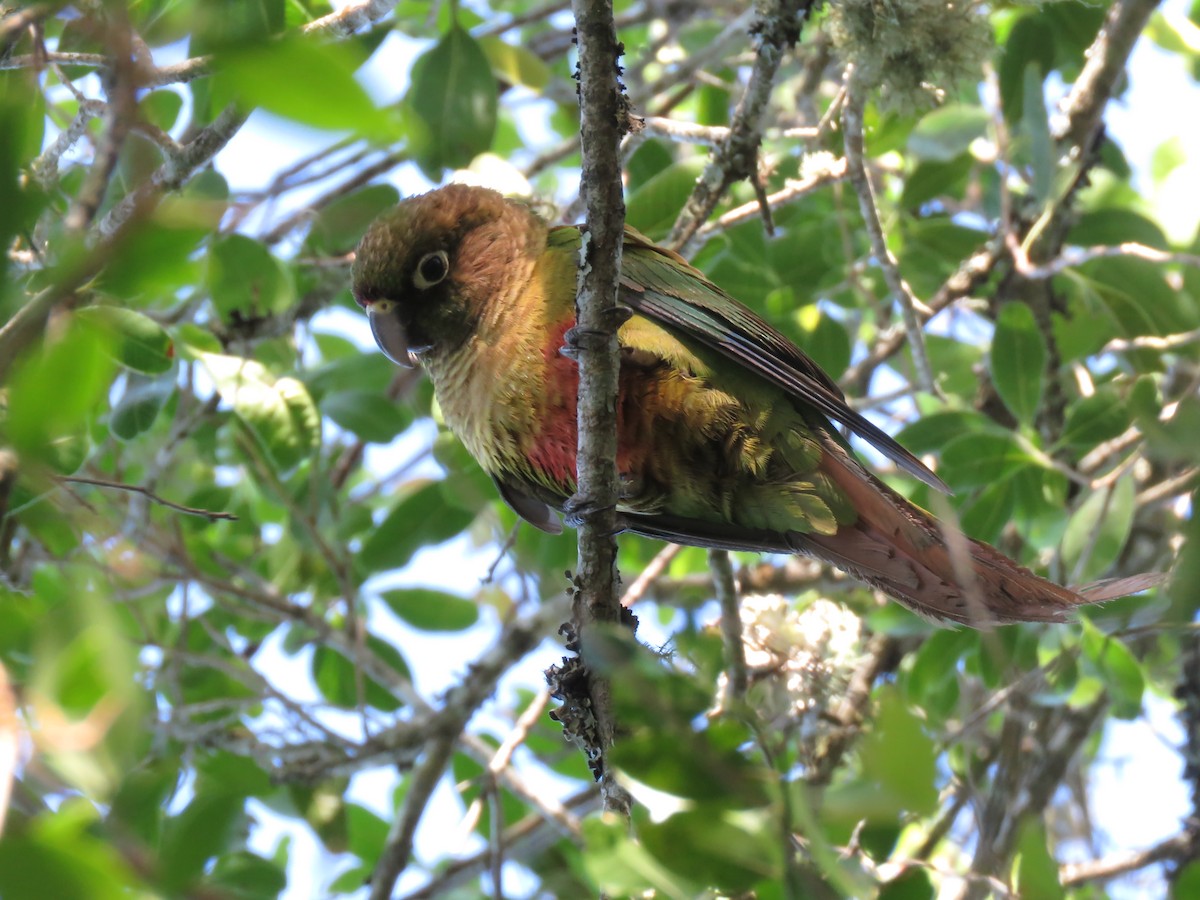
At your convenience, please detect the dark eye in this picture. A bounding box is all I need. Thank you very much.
[414,250,449,289]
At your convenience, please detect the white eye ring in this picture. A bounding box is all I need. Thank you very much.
[413,250,450,289]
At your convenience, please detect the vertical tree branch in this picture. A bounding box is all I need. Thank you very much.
[711,549,748,706]
[568,0,632,816]
[64,9,138,234]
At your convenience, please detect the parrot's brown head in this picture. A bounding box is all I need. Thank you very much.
[352,184,547,367]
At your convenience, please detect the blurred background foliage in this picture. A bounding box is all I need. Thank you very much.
[0,0,1198,897]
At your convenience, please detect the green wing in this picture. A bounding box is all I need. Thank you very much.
[614,227,949,493]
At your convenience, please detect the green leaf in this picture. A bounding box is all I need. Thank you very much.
[959,475,1019,544]
[610,724,771,808]
[639,809,781,893]
[111,375,175,441]
[1056,388,1130,452]
[110,760,180,846]
[627,139,675,191]
[896,410,997,456]
[991,302,1047,424]
[358,480,476,573]
[999,16,1055,122]
[346,803,390,868]
[380,588,479,632]
[207,234,292,319]
[0,808,139,900]
[311,636,410,712]
[6,322,114,459]
[823,687,938,822]
[1061,475,1136,582]
[195,351,320,471]
[907,104,990,162]
[303,184,400,256]
[1147,9,1200,57]
[139,90,183,132]
[792,303,850,376]
[1013,820,1064,900]
[406,26,498,177]
[903,630,972,722]
[1079,620,1144,718]
[901,155,974,209]
[478,35,550,91]
[159,792,246,893]
[96,201,213,298]
[1174,861,1200,899]
[215,34,398,138]
[879,868,935,900]
[76,307,174,374]
[582,817,701,898]
[940,432,1035,489]
[626,157,707,240]
[1069,208,1169,250]
[321,390,410,444]
[207,852,288,899]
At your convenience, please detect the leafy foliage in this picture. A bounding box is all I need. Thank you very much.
[0,0,1197,898]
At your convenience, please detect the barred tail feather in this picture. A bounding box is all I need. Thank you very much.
[797,445,1089,625]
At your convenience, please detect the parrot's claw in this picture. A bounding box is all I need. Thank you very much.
[562,493,619,531]
[561,307,633,358]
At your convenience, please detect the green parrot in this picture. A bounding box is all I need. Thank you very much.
[351,184,1095,626]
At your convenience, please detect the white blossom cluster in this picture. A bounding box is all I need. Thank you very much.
[726,594,864,745]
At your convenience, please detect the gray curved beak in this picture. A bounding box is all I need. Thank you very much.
[365,302,415,368]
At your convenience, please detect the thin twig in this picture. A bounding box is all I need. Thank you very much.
[1012,241,1200,281]
[59,476,238,521]
[1062,832,1199,887]
[398,788,601,900]
[666,0,815,251]
[711,549,748,704]
[65,14,138,234]
[842,69,937,397]
[1053,0,1164,151]
[303,0,399,36]
[367,596,567,898]
[619,543,682,607]
[693,158,848,246]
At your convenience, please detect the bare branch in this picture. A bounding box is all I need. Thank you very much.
[97,103,248,237]
[64,14,138,234]
[1012,241,1200,281]
[1062,832,1199,887]
[59,476,238,521]
[693,158,848,246]
[1054,0,1163,151]
[842,69,937,397]
[304,0,399,36]
[619,543,682,607]
[667,0,816,251]
[711,549,748,704]
[367,596,566,898]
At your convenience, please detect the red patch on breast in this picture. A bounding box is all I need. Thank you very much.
[526,319,640,488]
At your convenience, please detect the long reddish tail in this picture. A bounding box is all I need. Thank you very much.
[794,445,1120,625]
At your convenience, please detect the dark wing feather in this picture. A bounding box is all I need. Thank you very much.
[616,227,950,494]
[492,476,562,534]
